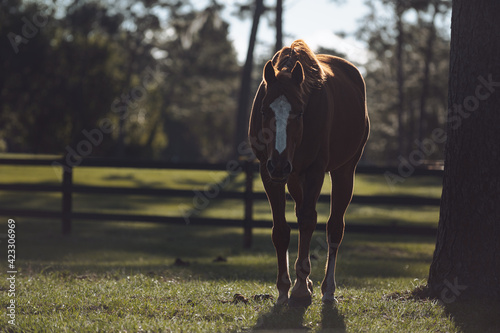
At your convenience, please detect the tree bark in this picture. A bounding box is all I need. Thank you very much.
[234,0,265,159]
[427,0,500,301]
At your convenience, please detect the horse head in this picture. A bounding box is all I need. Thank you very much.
[260,59,305,183]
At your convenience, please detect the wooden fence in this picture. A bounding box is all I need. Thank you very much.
[0,157,443,247]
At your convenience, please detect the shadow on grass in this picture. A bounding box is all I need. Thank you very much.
[409,285,500,333]
[8,218,279,280]
[253,305,308,331]
[252,303,346,332]
[320,303,346,332]
[443,300,500,333]
[0,189,183,214]
[4,218,435,283]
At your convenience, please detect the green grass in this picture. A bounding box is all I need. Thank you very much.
[1,218,498,332]
[5,159,492,331]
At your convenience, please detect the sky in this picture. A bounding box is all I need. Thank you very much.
[217,0,370,64]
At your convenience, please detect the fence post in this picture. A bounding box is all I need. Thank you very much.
[62,164,73,235]
[243,161,254,248]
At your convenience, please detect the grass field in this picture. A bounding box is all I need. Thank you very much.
[1,219,499,332]
[0,161,442,228]
[1,158,498,332]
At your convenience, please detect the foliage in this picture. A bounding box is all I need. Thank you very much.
[0,0,452,164]
[158,6,239,162]
[0,1,125,153]
[0,0,239,162]
[357,0,451,164]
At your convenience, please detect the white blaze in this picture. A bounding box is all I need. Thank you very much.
[322,247,337,302]
[270,95,291,154]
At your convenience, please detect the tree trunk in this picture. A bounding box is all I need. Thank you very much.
[395,4,405,157]
[234,0,265,159]
[275,0,283,53]
[427,0,500,301]
[116,33,137,157]
[418,5,438,143]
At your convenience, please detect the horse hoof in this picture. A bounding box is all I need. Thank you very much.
[288,295,312,308]
[275,295,289,306]
[322,295,338,305]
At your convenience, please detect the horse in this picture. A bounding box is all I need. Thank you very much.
[248,40,369,307]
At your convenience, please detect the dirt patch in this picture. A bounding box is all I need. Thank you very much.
[220,293,274,305]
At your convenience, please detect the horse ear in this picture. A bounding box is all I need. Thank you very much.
[263,60,276,85]
[291,61,304,86]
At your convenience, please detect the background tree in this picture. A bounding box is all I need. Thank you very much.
[0,0,453,165]
[0,0,239,162]
[105,0,162,156]
[234,0,265,159]
[357,0,450,164]
[159,3,239,162]
[427,0,500,300]
[274,0,283,53]
[0,0,124,153]
[417,0,450,144]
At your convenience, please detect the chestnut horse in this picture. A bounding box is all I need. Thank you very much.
[248,40,369,307]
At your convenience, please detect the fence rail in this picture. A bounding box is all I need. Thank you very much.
[0,157,443,247]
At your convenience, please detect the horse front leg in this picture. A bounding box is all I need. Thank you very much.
[273,221,291,305]
[263,172,291,305]
[289,169,324,307]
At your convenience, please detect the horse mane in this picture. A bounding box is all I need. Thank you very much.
[271,40,327,94]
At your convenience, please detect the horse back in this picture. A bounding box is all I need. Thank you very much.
[317,55,365,97]
[314,55,369,170]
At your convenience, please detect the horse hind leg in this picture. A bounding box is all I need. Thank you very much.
[321,160,357,303]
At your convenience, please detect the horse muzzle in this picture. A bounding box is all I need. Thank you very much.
[266,158,292,183]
